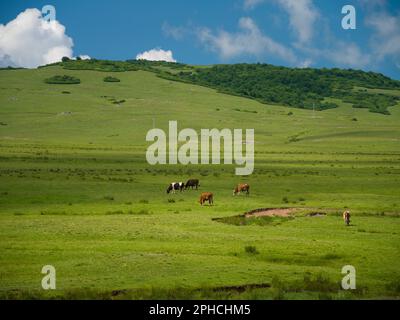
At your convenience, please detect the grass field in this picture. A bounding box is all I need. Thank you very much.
[0,66,399,299]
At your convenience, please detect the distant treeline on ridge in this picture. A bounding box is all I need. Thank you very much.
[41,59,400,115]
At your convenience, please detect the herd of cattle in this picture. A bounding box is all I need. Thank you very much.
[166,179,250,206]
[166,179,352,225]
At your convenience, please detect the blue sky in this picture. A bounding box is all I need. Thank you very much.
[1,0,399,79]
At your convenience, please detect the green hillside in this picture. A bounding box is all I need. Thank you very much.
[0,64,399,299]
[53,59,400,114]
[162,63,400,114]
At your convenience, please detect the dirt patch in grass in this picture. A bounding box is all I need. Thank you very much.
[244,207,298,218]
[213,208,298,226]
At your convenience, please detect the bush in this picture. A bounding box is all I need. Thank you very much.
[45,75,80,84]
[244,245,259,255]
[282,197,289,203]
[104,76,121,82]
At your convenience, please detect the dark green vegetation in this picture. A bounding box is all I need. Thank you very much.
[103,76,121,83]
[341,90,399,115]
[47,59,400,114]
[44,75,81,85]
[101,95,126,105]
[165,64,400,114]
[45,58,188,73]
[0,62,399,300]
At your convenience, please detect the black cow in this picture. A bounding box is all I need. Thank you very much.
[185,179,200,190]
[167,182,184,194]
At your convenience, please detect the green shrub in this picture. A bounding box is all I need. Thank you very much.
[45,75,80,84]
[104,76,121,82]
[244,245,259,255]
[282,197,289,203]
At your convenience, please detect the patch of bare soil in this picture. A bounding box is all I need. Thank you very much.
[244,207,298,218]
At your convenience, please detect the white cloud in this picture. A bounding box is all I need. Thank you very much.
[242,0,319,43]
[197,17,297,63]
[298,58,313,68]
[136,48,176,62]
[365,11,400,61]
[326,42,371,68]
[297,39,370,69]
[0,8,74,68]
[276,0,319,44]
[162,22,187,40]
[76,55,91,60]
[243,0,265,10]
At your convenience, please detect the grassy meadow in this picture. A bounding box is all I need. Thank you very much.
[0,66,399,299]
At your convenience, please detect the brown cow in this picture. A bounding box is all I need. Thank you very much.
[199,192,214,206]
[343,210,351,226]
[233,183,250,196]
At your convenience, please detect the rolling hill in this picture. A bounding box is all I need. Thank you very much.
[0,61,399,299]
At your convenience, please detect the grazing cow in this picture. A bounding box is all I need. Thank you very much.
[166,182,184,194]
[185,179,200,190]
[233,183,250,196]
[343,210,351,226]
[199,192,213,206]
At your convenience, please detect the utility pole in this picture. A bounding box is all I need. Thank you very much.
[312,103,316,118]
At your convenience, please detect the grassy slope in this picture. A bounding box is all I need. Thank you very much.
[0,66,399,299]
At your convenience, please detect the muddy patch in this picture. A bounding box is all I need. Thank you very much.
[213,207,332,226]
[213,207,297,226]
[244,207,298,218]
